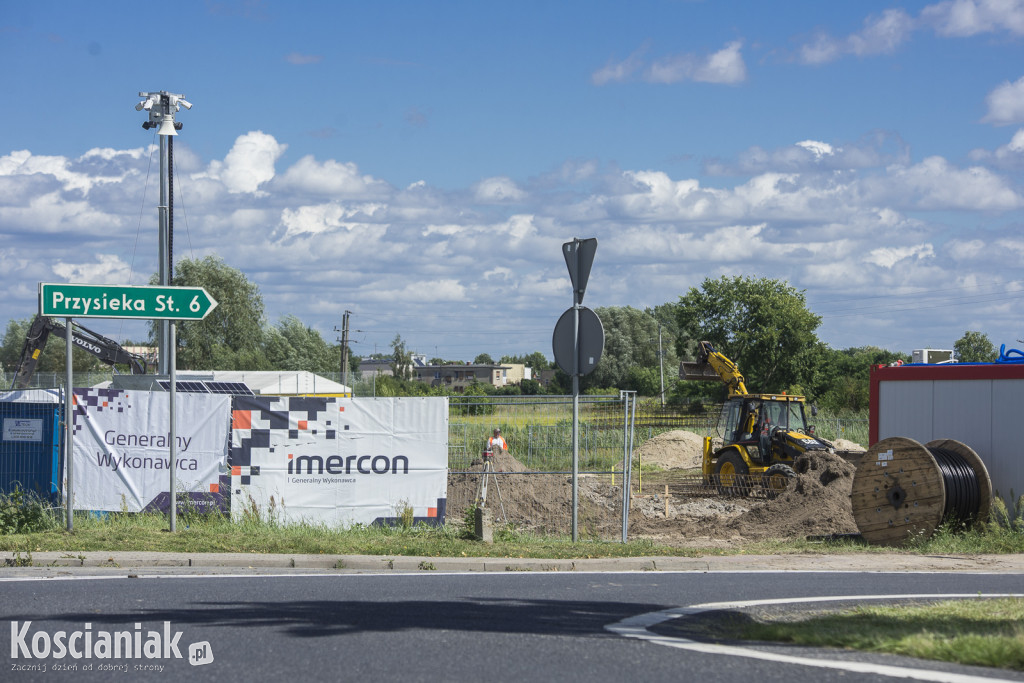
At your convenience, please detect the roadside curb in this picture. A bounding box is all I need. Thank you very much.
[3,551,1024,574]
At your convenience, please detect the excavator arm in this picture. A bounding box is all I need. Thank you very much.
[679,340,749,396]
[11,315,147,390]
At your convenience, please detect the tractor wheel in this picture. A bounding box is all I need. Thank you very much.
[762,463,797,498]
[715,451,749,496]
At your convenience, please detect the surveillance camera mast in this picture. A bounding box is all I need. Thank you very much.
[47,90,205,535]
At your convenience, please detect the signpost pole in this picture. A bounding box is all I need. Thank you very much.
[169,322,177,532]
[65,317,73,532]
[553,238,602,544]
[571,252,580,543]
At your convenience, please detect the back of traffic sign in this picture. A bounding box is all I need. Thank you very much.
[552,306,605,376]
[563,238,597,304]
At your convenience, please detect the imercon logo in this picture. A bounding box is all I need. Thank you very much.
[288,454,409,475]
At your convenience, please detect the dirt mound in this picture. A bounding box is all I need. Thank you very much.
[446,447,859,546]
[832,438,866,452]
[634,430,704,469]
[723,450,858,540]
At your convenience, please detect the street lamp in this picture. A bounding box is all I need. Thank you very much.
[135,91,191,374]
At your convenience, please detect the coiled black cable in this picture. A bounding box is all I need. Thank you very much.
[929,446,980,524]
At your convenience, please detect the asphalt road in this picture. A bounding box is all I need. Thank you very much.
[3,567,1024,683]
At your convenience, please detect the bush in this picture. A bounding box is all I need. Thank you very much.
[0,488,58,534]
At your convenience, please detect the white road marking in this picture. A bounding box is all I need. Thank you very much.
[606,593,1024,683]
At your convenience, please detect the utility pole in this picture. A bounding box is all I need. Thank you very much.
[658,323,665,407]
[335,310,352,385]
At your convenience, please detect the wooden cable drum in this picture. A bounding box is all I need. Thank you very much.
[850,437,992,546]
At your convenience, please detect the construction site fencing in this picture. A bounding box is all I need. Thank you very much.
[447,394,639,541]
[1,384,867,540]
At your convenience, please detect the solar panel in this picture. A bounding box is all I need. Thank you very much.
[206,381,254,395]
[158,380,254,395]
[158,380,210,393]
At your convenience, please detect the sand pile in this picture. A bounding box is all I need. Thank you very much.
[633,430,705,469]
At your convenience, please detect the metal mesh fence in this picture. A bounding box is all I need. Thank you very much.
[446,394,637,540]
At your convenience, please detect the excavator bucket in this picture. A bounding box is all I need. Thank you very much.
[679,360,721,382]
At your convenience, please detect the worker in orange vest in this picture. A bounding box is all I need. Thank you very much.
[485,428,508,461]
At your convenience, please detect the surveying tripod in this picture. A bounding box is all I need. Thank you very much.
[475,448,508,523]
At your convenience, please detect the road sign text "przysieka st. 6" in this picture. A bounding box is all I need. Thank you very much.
[39,283,218,321]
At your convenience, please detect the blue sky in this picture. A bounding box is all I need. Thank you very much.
[2,0,1023,364]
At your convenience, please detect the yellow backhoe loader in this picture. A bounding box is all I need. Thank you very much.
[680,341,833,496]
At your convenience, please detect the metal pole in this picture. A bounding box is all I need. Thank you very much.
[169,321,177,532]
[341,310,351,389]
[658,324,665,408]
[571,243,580,543]
[621,391,628,542]
[65,317,73,532]
[623,392,636,540]
[158,133,169,375]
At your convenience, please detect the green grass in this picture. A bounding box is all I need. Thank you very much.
[0,509,713,558]
[726,598,1024,671]
[1,505,1021,557]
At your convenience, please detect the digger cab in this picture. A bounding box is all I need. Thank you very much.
[715,394,810,462]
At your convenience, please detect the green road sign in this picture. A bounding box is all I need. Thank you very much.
[39,283,218,320]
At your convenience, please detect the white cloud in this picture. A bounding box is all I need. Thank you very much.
[946,238,987,260]
[982,76,1024,125]
[864,156,1023,210]
[197,131,287,195]
[593,41,746,85]
[278,156,391,197]
[707,133,910,175]
[799,9,914,64]
[51,253,132,283]
[864,243,935,269]
[798,1,1024,66]
[647,41,747,84]
[969,128,1024,165]
[920,0,1024,36]
[473,176,526,203]
[278,202,388,240]
[3,127,1022,362]
[591,45,648,85]
[0,148,142,195]
[795,140,835,159]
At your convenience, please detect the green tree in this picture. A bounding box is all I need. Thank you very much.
[153,256,266,370]
[519,378,542,395]
[954,331,997,363]
[675,276,821,394]
[474,353,495,365]
[500,351,550,371]
[390,334,412,380]
[797,344,909,412]
[263,315,335,373]
[584,306,679,394]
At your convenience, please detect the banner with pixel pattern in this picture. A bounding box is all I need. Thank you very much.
[229,396,448,527]
[71,389,231,512]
